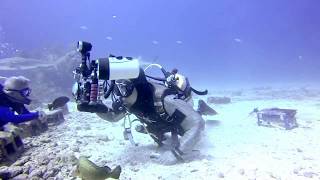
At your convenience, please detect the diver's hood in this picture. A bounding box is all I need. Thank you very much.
[0,84,4,95]
[5,92,32,105]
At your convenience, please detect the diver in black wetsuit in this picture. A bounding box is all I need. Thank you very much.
[72,41,216,165]
[78,68,213,165]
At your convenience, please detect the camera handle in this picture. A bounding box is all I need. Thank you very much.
[80,52,91,78]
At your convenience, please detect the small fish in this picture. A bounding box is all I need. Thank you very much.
[112,15,117,18]
[80,26,88,30]
[48,96,70,110]
[197,99,217,116]
[106,36,113,40]
[234,38,242,43]
[152,40,159,45]
[176,40,183,44]
[73,156,121,180]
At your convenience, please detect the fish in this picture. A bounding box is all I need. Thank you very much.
[48,96,70,110]
[197,99,217,116]
[80,26,88,30]
[73,156,122,180]
[234,38,242,43]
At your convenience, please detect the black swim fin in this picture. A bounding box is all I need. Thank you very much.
[197,99,217,115]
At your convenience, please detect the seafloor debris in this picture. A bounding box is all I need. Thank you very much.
[0,109,65,166]
[254,108,298,130]
[0,127,24,166]
[17,119,48,138]
[207,96,231,104]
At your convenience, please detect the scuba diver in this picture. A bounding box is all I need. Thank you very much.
[72,41,216,165]
[0,76,47,129]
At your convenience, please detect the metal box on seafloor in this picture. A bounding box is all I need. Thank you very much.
[256,108,298,130]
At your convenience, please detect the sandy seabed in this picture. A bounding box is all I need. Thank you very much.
[7,86,320,180]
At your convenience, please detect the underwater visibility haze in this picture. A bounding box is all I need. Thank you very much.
[1,1,320,180]
[0,0,319,88]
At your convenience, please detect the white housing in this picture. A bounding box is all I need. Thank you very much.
[98,57,140,80]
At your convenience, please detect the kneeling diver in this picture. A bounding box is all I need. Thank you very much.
[78,71,207,165]
[72,41,216,165]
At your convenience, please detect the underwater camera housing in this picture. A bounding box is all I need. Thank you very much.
[77,41,92,54]
[72,41,140,111]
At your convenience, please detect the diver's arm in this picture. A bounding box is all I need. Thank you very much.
[20,105,31,114]
[95,100,126,122]
[77,103,109,113]
[0,107,39,124]
[76,101,125,122]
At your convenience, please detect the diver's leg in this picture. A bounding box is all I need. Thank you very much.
[161,95,205,164]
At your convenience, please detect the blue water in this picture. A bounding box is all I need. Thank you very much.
[0,0,319,87]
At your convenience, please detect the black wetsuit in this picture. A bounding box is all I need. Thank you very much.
[126,71,182,144]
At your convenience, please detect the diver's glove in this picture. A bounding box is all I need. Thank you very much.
[37,111,47,121]
[77,102,110,113]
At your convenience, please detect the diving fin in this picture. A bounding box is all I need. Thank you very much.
[197,99,217,115]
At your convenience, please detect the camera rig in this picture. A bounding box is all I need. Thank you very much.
[72,41,207,113]
[73,41,100,106]
[72,41,141,112]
